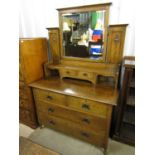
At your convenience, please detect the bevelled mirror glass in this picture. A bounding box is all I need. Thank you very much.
[61,10,106,60]
[58,3,111,62]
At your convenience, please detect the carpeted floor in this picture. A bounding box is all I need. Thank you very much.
[25,127,134,155]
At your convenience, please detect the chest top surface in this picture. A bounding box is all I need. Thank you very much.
[29,77,118,106]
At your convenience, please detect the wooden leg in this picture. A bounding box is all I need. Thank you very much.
[92,75,97,85]
[100,148,107,155]
[104,149,107,155]
[115,73,119,89]
[40,125,44,129]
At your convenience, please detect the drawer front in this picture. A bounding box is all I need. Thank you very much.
[19,98,30,109]
[78,71,93,80]
[38,112,105,147]
[61,69,77,77]
[33,89,66,106]
[36,100,106,133]
[67,96,108,117]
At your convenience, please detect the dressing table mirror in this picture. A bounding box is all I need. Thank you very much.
[45,3,127,87]
[59,6,109,61]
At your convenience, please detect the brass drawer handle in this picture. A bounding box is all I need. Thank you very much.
[82,118,90,124]
[48,107,54,113]
[47,95,53,100]
[66,71,70,74]
[81,132,90,138]
[82,104,90,110]
[83,73,87,76]
[49,120,56,125]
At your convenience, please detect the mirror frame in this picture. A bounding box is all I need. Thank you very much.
[57,3,112,63]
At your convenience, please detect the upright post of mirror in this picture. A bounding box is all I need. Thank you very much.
[47,28,61,64]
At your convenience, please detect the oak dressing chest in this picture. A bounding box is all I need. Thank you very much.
[29,3,128,154]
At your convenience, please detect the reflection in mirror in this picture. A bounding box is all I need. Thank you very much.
[62,11,105,60]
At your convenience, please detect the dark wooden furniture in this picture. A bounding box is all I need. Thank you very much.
[111,56,135,145]
[30,77,118,155]
[19,38,48,128]
[29,3,128,155]
[20,137,61,155]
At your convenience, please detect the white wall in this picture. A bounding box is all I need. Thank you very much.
[19,0,135,56]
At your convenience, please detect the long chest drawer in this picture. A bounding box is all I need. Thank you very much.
[33,89,108,117]
[38,111,105,147]
[36,100,107,133]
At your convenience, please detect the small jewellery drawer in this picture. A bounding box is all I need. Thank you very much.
[78,71,94,79]
[19,98,30,109]
[36,100,106,133]
[33,89,66,106]
[60,69,77,77]
[38,112,105,147]
[67,96,108,117]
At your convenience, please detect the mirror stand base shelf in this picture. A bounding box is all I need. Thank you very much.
[45,63,119,89]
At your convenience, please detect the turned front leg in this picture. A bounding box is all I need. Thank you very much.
[40,124,44,129]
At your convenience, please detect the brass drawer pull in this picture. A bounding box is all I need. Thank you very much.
[49,120,56,125]
[81,132,90,138]
[66,71,70,74]
[47,95,53,100]
[82,118,90,124]
[48,107,54,113]
[83,73,87,76]
[82,104,90,110]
